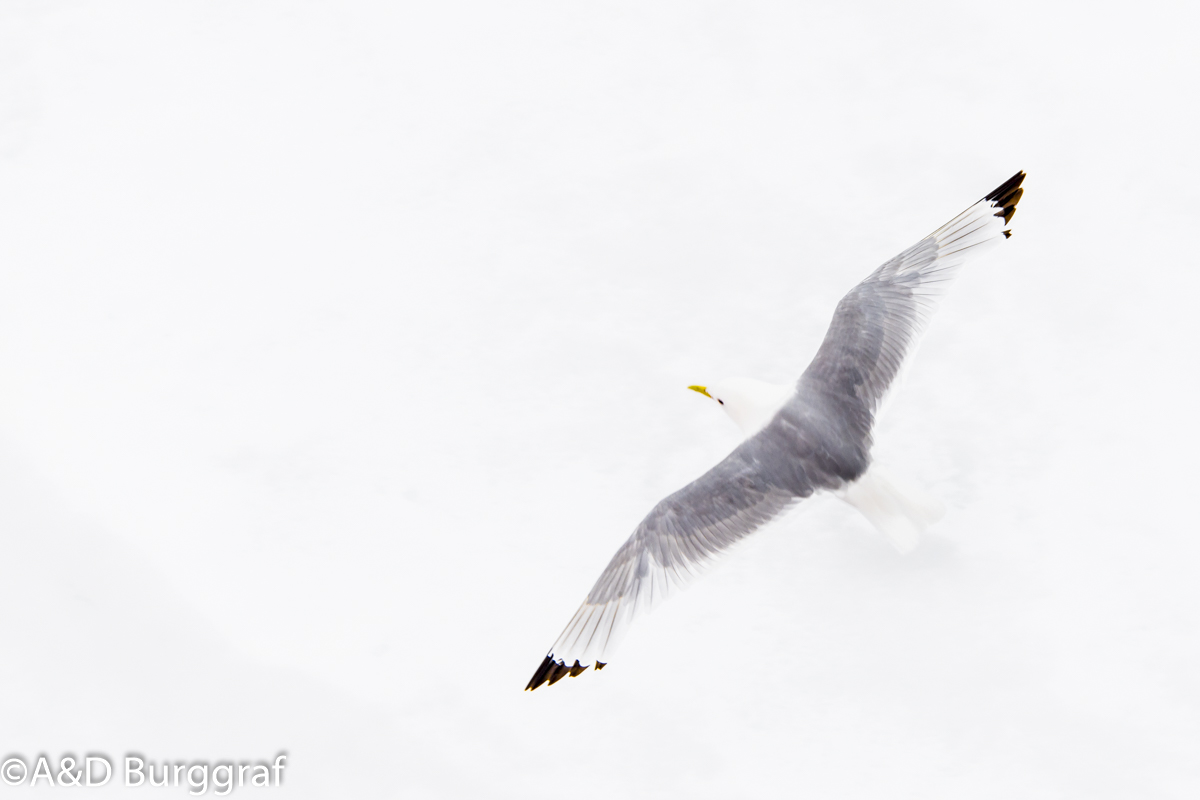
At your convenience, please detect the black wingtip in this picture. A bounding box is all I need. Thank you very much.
[984,170,1026,230]
[984,170,1026,203]
[525,656,593,691]
[525,655,555,691]
[546,660,571,685]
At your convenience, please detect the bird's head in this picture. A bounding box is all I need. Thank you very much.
[688,378,792,438]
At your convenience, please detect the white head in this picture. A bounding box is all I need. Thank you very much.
[688,377,793,438]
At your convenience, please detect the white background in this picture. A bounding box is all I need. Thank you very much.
[2,1,1197,797]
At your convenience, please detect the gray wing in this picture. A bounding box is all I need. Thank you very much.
[526,392,868,690]
[527,439,796,689]
[798,171,1025,440]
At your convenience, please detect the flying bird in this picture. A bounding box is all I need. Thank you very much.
[526,172,1026,690]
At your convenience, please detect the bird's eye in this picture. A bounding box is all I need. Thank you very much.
[718,399,724,405]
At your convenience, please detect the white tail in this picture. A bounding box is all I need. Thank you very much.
[838,465,945,553]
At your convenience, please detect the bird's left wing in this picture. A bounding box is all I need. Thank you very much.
[526,438,803,690]
[798,172,1026,440]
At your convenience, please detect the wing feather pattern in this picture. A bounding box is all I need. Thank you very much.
[527,441,797,689]
[799,171,1025,438]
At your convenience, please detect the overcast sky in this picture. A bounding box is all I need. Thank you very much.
[1,1,1197,797]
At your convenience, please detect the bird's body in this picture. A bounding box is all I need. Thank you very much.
[527,172,1026,690]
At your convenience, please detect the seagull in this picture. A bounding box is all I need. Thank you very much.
[526,172,1026,690]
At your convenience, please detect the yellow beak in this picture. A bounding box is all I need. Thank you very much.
[687,385,712,399]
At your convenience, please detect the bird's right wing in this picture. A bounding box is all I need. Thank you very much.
[526,439,801,690]
[798,172,1025,438]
